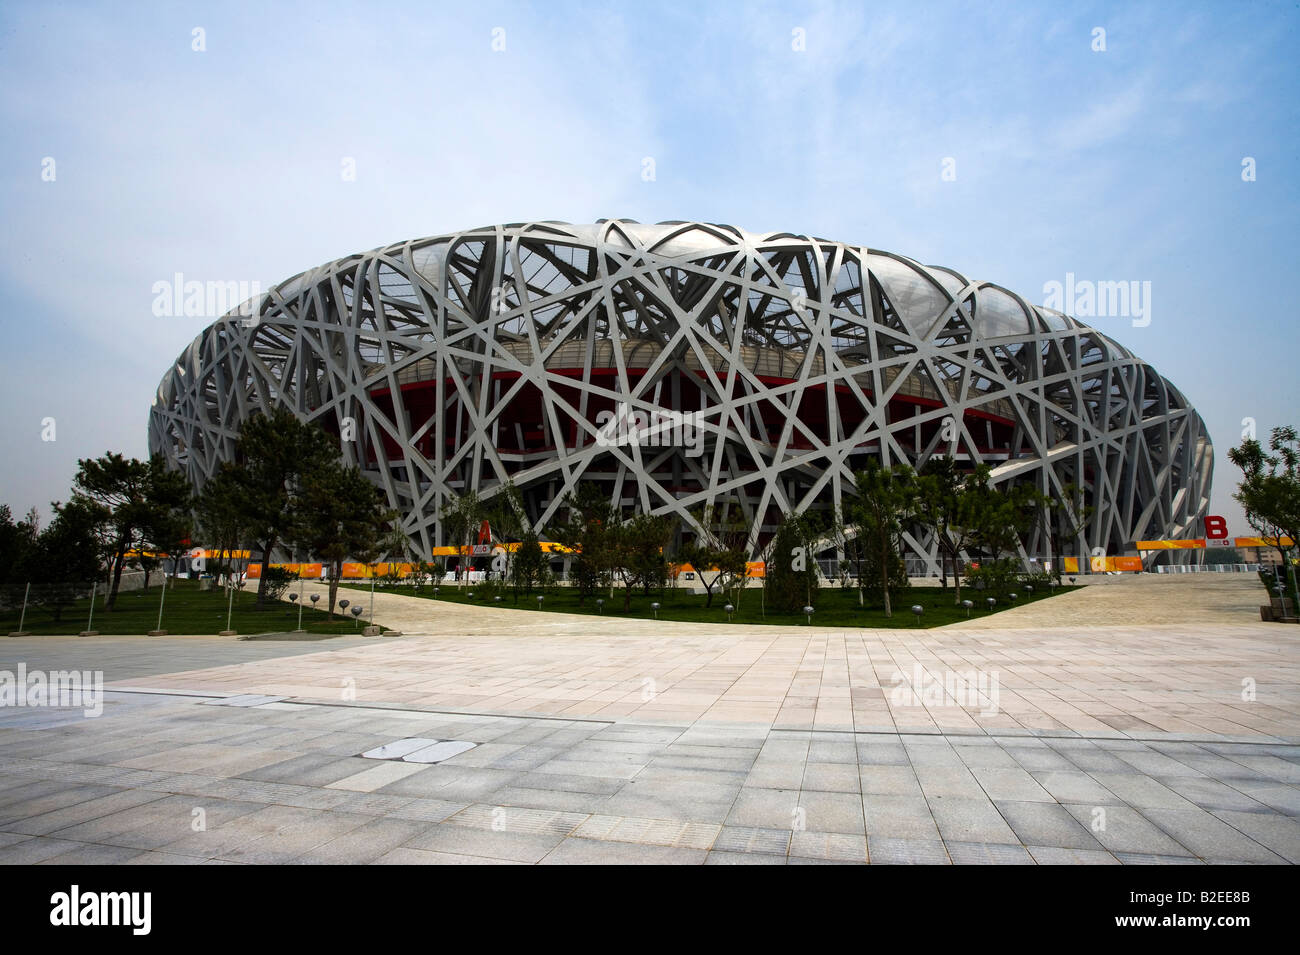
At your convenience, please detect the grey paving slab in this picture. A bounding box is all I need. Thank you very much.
[860,765,924,796]
[1063,804,1196,858]
[704,850,787,864]
[866,836,950,864]
[993,800,1107,850]
[540,836,707,865]
[972,766,1057,802]
[403,822,567,863]
[1026,845,1120,865]
[1031,770,1125,805]
[797,791,865,834]
[291,818,432,864]
[926,795,1020,844]
[713,826,791,856]
[1138,807,1285,863]
[1207,810,1300,863]
[726,788,800,829]
[862,794,942,840]
[945,841,1035,865]
[789,830,869,863]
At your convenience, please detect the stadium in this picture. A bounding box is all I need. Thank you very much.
[148,220,1213,575]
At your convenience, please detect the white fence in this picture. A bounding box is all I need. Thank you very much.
[1156,564,1263,573]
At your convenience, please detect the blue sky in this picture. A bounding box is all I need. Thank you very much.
[1,0,1296,533]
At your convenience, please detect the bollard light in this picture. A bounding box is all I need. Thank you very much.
[802,605,814,625]
[310,593,320,605]
[986,597,996,611]
[537,595,544,608]
[596,598,604,614]
[494,595,501,603]
[911,604,924,625]
[962,599,973,618]
[1008,592,1018,602]
[651,601,660,620]
[289,593,298,602]
[1024,585,1033,596]
[339,599,350,611]
[350,605,363,629]
[724,603,734,622]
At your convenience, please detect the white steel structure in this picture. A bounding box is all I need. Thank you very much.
[149,220,1212,572]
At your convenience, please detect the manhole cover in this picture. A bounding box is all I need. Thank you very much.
[361,737,477,763]
[403,740,477,763]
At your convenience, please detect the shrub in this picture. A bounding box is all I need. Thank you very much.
[765,512,820,613]
[963,558,1020,598]
[261,565,299,603]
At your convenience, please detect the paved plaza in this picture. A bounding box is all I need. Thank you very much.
[0,574,1297,864]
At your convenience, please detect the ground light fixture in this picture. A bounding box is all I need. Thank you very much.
[1009,592,1018,602]
[537,595,544,609]
[962,599,973,618]
[350,605,363,628]
[911,604,924,625]
[338,598,349,612]
[803,605,814,625]
[310,593,319,605]
[724,603,734,622]
[651,602,660,619]
[986,597,996,611]
[1025,584,1033,597]
[596,598,604,614]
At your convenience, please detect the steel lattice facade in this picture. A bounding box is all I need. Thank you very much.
[149,220,1212,572]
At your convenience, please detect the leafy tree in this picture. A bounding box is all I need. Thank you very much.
[29,500,102,622]
[681,500,750,608]
[860,537,909,607]
[764,511,821,614]
[0,505,39,585]
[608,514,673,610]
[1230,426,1300,601]
[294,464,388,618]
[441,489,484,586]
[195,464,250,584]
[913,457,993,606]
[231,407,340,610]
[511,529,548,595]
[1046,483,1093,581]
[972,483,1042,563]
[553,483,614,605]
[69,453,192,611]
[676,541,747,608]
[474,482,532,590]
[850,461,916,618]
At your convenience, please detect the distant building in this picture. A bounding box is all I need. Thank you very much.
[149,220,1213,573]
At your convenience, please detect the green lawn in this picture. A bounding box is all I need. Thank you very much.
[342,579,1076,628]
[2,578,378,636]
